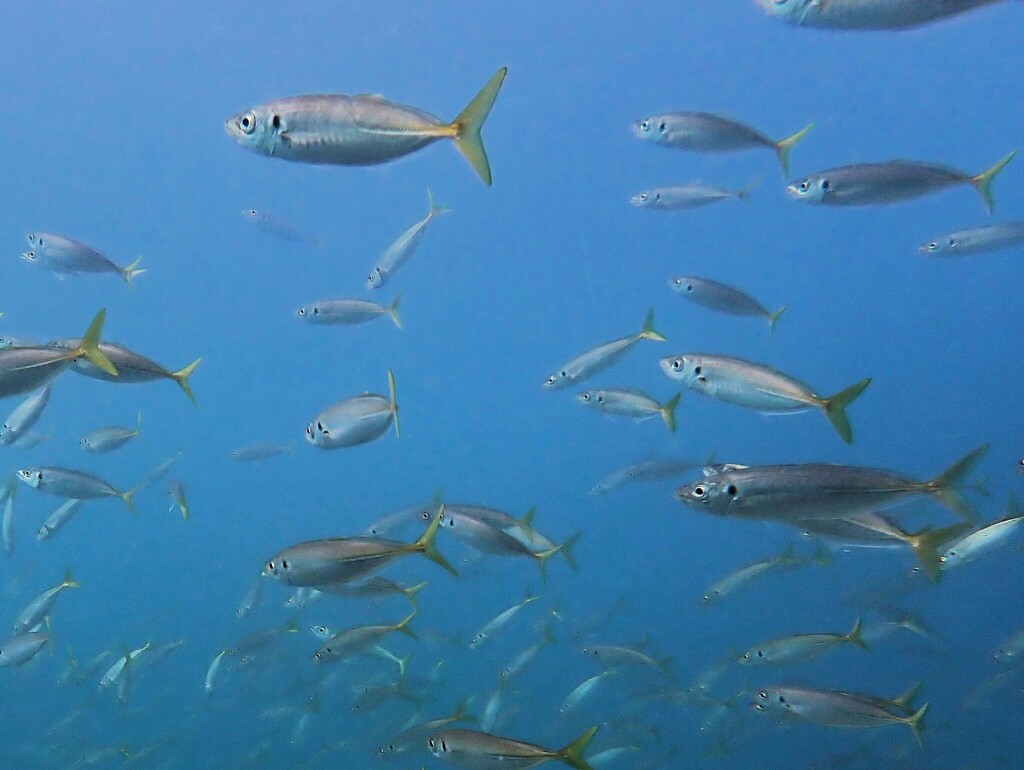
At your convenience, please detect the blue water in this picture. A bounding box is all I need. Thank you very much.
[1,1,1022,767]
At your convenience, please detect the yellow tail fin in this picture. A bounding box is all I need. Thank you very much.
[971,151,1015,212]
[74,309,118,376]
[775,123,814,177]
[450,67,507,185]
[172,358,201,406]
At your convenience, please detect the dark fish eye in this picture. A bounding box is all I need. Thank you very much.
[560,371,567,377]
[672,359,682,371]
[581,393,590,401]
[298,308,305,315]
[778,695,786,704]
[727,485,737,496]
[743,652,750,659]
[928,242,938,250]
[799,181,809,191]
[640,120,650,131]
[694,366,702,375]
[758,690,767,699]
[693,486,706,497]
[639,193,647,200]
[240,112,257,133]
[267,561,275,570]
[428,740,435,749]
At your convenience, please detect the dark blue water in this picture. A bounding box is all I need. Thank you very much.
[1,2,1022,768]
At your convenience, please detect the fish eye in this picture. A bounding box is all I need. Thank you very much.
[694,365,702,375]
[546,376,556,385]
[581,393,590,401]
[927,242,938,251]
[315,651,322,659]
[671,359,682,371]
[727,484,737,496]
[240,112,257,134]
[799,181,809,191]
[640,120,650,131]
[298,308,305,315]
[560,371,567,377]
[247,209,257,216]
[267,561,275,571]
[758,690,767,699]
[777,695,786,704]
[428,739,435,749]
[639,193,647,201]
[686,284,693,291]
[821,179,830,191]
[672,277,682,286]
[742,652,750,660]
[692,485,706,498]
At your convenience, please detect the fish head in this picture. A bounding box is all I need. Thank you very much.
[310,625,331,640]
[576,391,600,406]
[669,276,699,295]
[262,552,292,582]
[632,115,672,145]
[305,419,329,448]
[16,469,42,488]
[675,475,738,515]
[752,687,795,716]
[296,305,320,320]
[426,735,450,758]
[366,267,386,290]
[658,354,704,387]
[79,437,91,449]
[918,236,958,255]
[542,369,569,390]
[630,191,660,208]
[20,250,41,266]
[938,547,961,568]
[224,106,278,153]
[786,175,830,204]
[241,208,261,223]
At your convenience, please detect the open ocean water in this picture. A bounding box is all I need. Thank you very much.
[1,2,1022,768]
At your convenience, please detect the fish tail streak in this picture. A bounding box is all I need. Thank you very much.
[120,257,146,288]
[387,369,400,439]
[905,703,927,750]
[909,522,971,582]
[450,67,507,186]
[451,698,475,723]
[389,293,403,330]
[971,150,1015,212]
[516,506,539,544]
[75,308,118,376]
[845,617,868,651]
[926,444,989,521]
[427,188,453,218]
[891,681,923,714]
[559,530,583,573]
[120,486,140,516]
[558,726,599,770]
[395,612,419,640]
[821,377,870,444]
[414,507,459,576]
[639,308,667,342]
[661,392,681,433]
[774,123,814,177]
[61,566,81,590]
[767,305,786,333]
[172,358,201,407]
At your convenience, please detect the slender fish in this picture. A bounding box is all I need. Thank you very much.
[297,296,402,329]
[630,181,756,210]
[759,0,1007,31]
[669,276,785,331]
[367,191,450,289]
[22,233,144,286]
[918,222,1024,256]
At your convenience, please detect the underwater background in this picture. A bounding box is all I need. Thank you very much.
[1,1,1022,768]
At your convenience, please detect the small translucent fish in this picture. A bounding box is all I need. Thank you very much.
[544,309,666,390]
[760,0,1008,31]
[590,459,699,495]
[470,592,539,649]
[79,412,141,453]
[225,68,507,185]
[168,479,189,520]
[581,644,671,672]
[367,190,451,289]
[17,466,138,513]
[701,545,824,604]
[22,232,144,286]
[10,430,52,449]
[318,576,427,609]
[140,451,183,487]
[236,575,264,618]
[2,486,14,556]
[738,619,868,666]
[631,181,756,210]
[560,670,614,713]
[379,701,474,756]
[297,295,403,330]
[787,153,1015,212]
[501,622,556,681]
[312,613,417,663]
[143,639,184,668]
[14,568,80,634]
[204,649,228,694]
[0,631,49,667]
[306,370,399,449]
[428,726,599,770]
[230,443,293,462]
[993,628,1024,663]
[660,354,869,443]
[669,276,785,331]
[633,112,813,175]
[0,385,51,446]
[577,389,679,432]
[230,621,299,662]
[919,222,1024,256]
[241,208,322,245]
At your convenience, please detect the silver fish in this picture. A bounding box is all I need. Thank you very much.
[296,295,401,329]
[379,701,474,756]
[918,222,1024,256]
[994,628,1024,663]
[17,467,138,513]
[168,479,189,521]
[2,487,14,556]
[428,726,599,770]
[37,500,83,541]
[543,310,666,390]
[22,232,144,285]
[630,181,757,210]
[14,570,80,634]
[305,370,398,449]
[241,208,322,246]
[632,112,813,175]
[230,443,293,462]
[0,632,49,667]
[312,613,416,663]
[225,68,507,185]
[236,575,264,618]
[738,619,867,666]
[669,276,785,331]
[760,0,1006,31]
[205,650,228,694]
[0,386,51,446]
[576,389,680,432]
[590,459,699,495]
[470,593,539,649]
[53,340,199,406]
[560,671,614,714]
[367,191,450,289]
[939,500,1024,570]
[701,546,826,604]
[79,412,141,453]
[660,353,869,443]
[439,510,575,578]
[581,644,671,671]
[787,153,1015,212]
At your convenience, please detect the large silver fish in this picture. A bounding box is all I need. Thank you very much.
[759,0,1007,31]
[305,370,398,449]
[225,68,507,185]
[0,632,49,667]
[16,467,138,513]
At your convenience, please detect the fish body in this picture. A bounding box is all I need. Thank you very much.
[98,643,150,689]
[204,650,227,694]
[919,222,1024,256]
[380,702,474,756]
[225,68,507,185]
[80,413,141,453]
[0,632,49,667]
[241,208,321,245]
[16,467,136,512]
[306,370,398,449]
[14,570,80,633]
[560,672,612,713]
[230,443,293,462]
[582,644,670,671]
[739,619,867,665]
[439,510,572,576]
[669,276,784,330]
[0,386,51,445]
[702,547,809,603]
[471,593,538,648]
[428,727,599,770]
[2,490,13,556]
[760,0,1006,30]
[630,182,755,210]
[54,339,199,405]
[297,296,402,329]
[940,513,1024,569]
[994,629,1024,663]
[37,500,82,540]
[22,233,143,285]
[313,613,416,663]
[168,479,189,521]
[577,389,680,432]
[367,191,450,289]
[590,459,697,495]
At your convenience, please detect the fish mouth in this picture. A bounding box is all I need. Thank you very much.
[784,184,804,200]
[20,251,36,263]
[224,117,242,139]
[629,194,646,207]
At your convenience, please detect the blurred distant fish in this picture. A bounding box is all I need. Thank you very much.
[0,632,49,667]
[379,701,474,756]
[17,467,138,513]
[918,222,1024,256]
[367,191,450,289]
[2,485,14,556]
[577,389,680,432]
[994,628,1024,663]
[37,500,83,541]
[439,510,578,578]
[80,412,141,453]
[632,112,813,175]
[236,576,264,618]
[560,671,615,713]
[225,68,507,185]
[306,370,399,449]
[630,181,757,210]
[241,208,322,246]
[0,386,51,446]
[700,545,825,604]
[168,479,189,521]
[590,459,699,495]
[22,233,144,286]
[14,569,80,634]
[544,309,666,390]
[759,0,1008,30]
[428,726,599,770]
[318,576,427,608]
[660,354,869,443]
[787,153,1015,212]
[669,276,785,331]
[230,443,293,462]
[470,592,539,648]
[297,296,402,329]
[581,644,671,672]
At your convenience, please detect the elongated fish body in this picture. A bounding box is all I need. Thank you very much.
[362,502,437,537]
[380,707,471,755]
[22,233,143,285]
[296,297,401,328]
[443,503,532,532]
[226,68,507,184]
[919,222,1024,256]
[994,629,1024,662]
[241,209,321,245]
[0,386,51,445]
[14,572,79,633]
[428,727,598,770]
[630,182,752,210]
[230,443,292,462]
[37,500,83,540]
[590,459,698,495]
[702,551,799,603]
[669,276,783,328]
[16,467,133,510]
[560,672,611,713]
[739,620,866,666]
[368,191,450,289]
[312,614,414,663]
[80,414,141,453]
[760,0,1005,30]
[306,371,398,449]
[0,632,49,667]
[471,594,538,648]
[2,492,13,556]
[441,512,539,558]
[576,389,679,432]
[939,515,1024,569]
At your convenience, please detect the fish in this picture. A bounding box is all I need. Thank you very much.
[632,112,813,175]
[439,510,578,578]
[918,222,1024,256]
[659,354,869,443]
[16,467,139,513]
[225,67,507,184]
[700,545,827,604]
[677,446,988,522]
[362,499,439,537]
[939,498,1024,570]
[204,650,228,694]
[560,671,614,714]
[501,623,557,680]
[428,726,599,770]
[786,152,1015,212]
[52,339,200,406]
[993,628,1024,663]
[581,644,672,672]
[22,232,144,286]
[668,276,785,331]
[0,632,49,667]
[576,389,680,432]
[470,593,539,648]
[230,443,294,462]
[630,181,757,210]
[79,412,141,453]
[317,576,427,609]
[296,295,402,329]
[236,576,264,618]
[168,479,189,521]
[752,686,928,747]
[738,618,868,666]
[379,701,475,756]
[544,310,666,390]
[263,508,456,587]
[36,500,83,541]
[241,208,322,245]
[306,370,399,449]
[312,613,417,663]
[2,486,13,556]
[13,569,81,633]
[759,0,1008,31]
[368,191,451,289]
[590,459,699,496]
[0,309,117,399]
[0,386,51,446]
